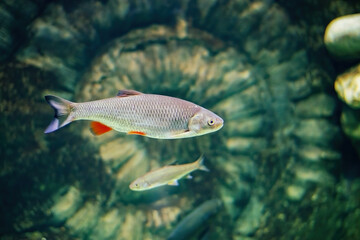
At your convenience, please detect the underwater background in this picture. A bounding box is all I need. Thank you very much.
[1,0,360,239]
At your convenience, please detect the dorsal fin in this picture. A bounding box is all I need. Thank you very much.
[117,90,143,97]
[168,158,178,166]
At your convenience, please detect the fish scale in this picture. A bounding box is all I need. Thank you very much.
[74,95,195,133]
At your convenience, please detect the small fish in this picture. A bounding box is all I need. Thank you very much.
[44,90,223,139]
[129,156,209,191]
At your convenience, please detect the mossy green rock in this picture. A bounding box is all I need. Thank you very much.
[335,64,360,108]
[324,14,360,59]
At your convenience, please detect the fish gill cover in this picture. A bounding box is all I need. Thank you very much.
[1,0,360,239]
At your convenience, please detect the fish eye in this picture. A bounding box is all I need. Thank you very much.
[208,119,215,126]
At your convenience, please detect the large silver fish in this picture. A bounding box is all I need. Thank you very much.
[129,156,209,191]
[44,90,224,139]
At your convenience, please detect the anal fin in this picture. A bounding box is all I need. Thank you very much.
[168,180,179,186]
[90,121,113,135]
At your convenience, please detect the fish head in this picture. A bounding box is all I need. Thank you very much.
[188,108,224,136]
[129,177,151,191]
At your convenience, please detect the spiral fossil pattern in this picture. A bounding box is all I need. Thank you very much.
[1,0,353,239]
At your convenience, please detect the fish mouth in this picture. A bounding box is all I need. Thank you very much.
[129,183,145,191]
[215,118,224,130]
[129,183,138,190]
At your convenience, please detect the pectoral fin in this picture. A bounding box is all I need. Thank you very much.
[168,180,179,186]
[128,131,146,136]
[171,129,195,139]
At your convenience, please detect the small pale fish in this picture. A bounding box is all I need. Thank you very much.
[44,90,223,139]
[129,156,209,191]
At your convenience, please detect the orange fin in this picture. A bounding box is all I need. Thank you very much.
[117,90,143,97]
[90,121,113,135]
[127,130,146,136]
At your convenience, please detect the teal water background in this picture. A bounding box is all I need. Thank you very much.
[1,0,360,239]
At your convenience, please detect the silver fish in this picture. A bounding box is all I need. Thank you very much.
[129,156,209,191]
[44,90,223,139]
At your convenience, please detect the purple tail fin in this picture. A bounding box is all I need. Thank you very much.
[44,95,74,133]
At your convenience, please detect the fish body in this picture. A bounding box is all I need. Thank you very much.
[167,199,223,240]
[129,156,209,191]
[44,90,223,139]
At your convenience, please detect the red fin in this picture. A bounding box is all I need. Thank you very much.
[117,90,143,97]
[90,121,113,135]
[127,130,146,136]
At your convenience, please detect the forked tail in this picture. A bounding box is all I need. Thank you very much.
[44,95,75,133]
[197,155,210,172]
